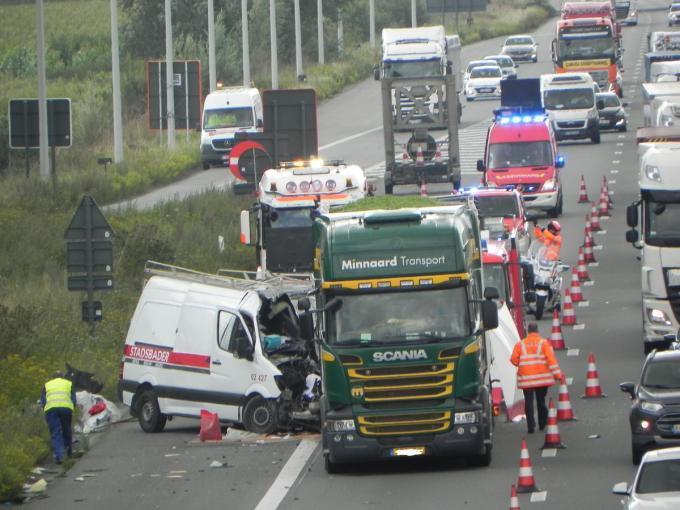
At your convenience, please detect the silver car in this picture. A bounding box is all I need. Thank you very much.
[612,446,680,509]
[484,54,518,79]
[501,35,538,63]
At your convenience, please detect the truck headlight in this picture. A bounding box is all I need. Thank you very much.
[326,419,356,432]
[641,402,663,413]
[645,165,661,182]
[454,411,478,424]
[647,307,672,326]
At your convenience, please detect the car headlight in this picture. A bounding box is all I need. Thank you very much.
[454,411,478,424]
[326,419,356,432]
[645,165,662,182]
[640,402,663,413]
[647,307,672,326]
[542,179,557,192]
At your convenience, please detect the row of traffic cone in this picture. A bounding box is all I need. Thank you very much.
[578,175,612,215]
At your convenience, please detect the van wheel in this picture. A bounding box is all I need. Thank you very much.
[324,454,344,474]
[591,129,601,144]
[202,161,210,170]
[137,390,167,433]
[243,396,278,434]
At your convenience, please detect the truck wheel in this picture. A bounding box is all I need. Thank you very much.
[619,123,628,133]
[324,454,344,474]
[469,445,492,467]
[453,179,462,191]
[384,172,394,195]
[591,129,601,144]
[137,390,167,433]
[534,294,546,320]
[202,161,210,170]
[243,396,278,434]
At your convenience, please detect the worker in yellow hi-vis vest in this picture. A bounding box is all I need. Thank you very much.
[40,372,77,464]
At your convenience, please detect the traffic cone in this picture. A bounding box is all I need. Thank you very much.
[590,207,602,231]
[590,201,600,223]
[541,399,566,449]
[578,175,589,203]
[598,191,610,217]
[585,228,599,248]
[516,439,538,493]
[582,353,607,398]
[549,308,567,350]
[584,214,592,236]
[509,485,521,510]
[569,269,584,303]
[576,247,592,282]
[402,150,409,161]
[557,374,578,421]
[415,145,425,167]
[419,177,428,197]
[561,288,578,326]
[583,234,597,263]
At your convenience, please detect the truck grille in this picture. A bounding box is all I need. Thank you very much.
[664,269,680,322]
[588,70,609,89]
[556,120,586,129]
[357,411,451,436]
[211,138,233,151]
[348,363,454,403]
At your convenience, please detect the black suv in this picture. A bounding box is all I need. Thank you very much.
[621,349,680,464]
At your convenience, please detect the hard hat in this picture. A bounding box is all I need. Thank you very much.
[547,220,561,233]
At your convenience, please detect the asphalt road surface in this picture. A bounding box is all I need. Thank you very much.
[30,2,672,509]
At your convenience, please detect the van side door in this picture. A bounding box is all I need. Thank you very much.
[209,310,259,421]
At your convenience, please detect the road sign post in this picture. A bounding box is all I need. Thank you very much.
[65,195,114,333]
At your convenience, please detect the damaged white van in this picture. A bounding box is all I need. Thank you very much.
[118,262,319,434]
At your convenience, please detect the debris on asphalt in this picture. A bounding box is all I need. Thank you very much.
[588,434,600,439]
[23,479,47,494]
[31,467,45,475]
[209,460,225,468]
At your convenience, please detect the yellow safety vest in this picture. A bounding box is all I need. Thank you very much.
[44,378,74,412]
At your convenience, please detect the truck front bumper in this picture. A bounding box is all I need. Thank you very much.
[643,298,680,345]
[201,144,230,167]
[390,162,457,186]
[522,190,558,210]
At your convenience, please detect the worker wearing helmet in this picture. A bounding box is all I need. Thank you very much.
[533,220,562,261]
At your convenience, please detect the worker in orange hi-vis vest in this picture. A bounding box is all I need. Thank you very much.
[510,322,562,434]
[533,220,562,261]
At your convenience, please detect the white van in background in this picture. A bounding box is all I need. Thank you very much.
[541,72,600,144]
[200,87,263,170]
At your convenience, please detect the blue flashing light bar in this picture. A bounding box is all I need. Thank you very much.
[493,107,546,125]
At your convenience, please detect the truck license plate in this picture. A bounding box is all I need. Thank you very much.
[479,88,493,93]
[564,130,579,136]
[390,446,427,457]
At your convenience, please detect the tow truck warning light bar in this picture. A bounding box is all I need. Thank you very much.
[279,159,346,169]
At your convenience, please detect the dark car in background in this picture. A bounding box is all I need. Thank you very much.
[621,349,680,464]
[596,92,628,132]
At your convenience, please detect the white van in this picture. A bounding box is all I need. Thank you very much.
[541,72,600,144]
[200,87,263,170]
[118,262,319,434]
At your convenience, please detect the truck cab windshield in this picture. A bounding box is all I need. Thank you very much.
[488,141,553,169]
[204,107,254,129]
[543,88,594,110]
[384,60,441,78]
[558,35,615,60]
[326,287,470,346]
[267,208,313,229]
[475,195,520,217]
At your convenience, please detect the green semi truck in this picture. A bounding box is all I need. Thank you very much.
[313,202,499,472]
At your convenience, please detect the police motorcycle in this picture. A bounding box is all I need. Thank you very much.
[525,241,569,320]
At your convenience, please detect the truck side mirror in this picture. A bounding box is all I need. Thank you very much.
[627,204,638,227]
[476,159,486,172]
[626,229,639,244]
[373,65,380,81]
[236,336,254,361]
[298,297,311,312]
[484,286,499,300]
[597,99,605,110]
[257,118,264,128]
[482,300,499,330]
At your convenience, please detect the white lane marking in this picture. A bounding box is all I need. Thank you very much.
[578,301,590,307]
[614,151,622,155]
[567,349,580,357]
[609,180,616,184]
[595,230,607,235]
[593,245,603,251]
[567,377,574,385]
[609,190,615,195]
[584,281,595,286]
[610,169,619,174]
[573,324,586,330]
[531,491,548,502]
[254,439,319,510]
[618,135,625,139]
[542,449,557,458]
[616,142,624,146]
[319,126,382,151]
[612,160,620,164]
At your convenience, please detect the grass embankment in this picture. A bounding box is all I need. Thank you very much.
[0,0,555,500]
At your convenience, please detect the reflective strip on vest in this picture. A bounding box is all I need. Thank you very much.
[517,339,555,389]
[44,378,74,412]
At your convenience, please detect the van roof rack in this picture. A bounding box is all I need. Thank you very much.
[144,261,315,299]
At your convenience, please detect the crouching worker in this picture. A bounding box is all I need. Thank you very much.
[41,371,77,464]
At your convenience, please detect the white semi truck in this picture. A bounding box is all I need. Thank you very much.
[374,25,462,192]
[626,128,680,353]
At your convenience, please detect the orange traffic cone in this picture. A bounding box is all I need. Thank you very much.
[598,191,610,217]
[590,209,601,231]
[584,215,592,237]
[578,175,589,203]
[576,247,592,282]
[582,352,607,398]
[590,201,599,220]
[509,485,521,510]
[550,308,567,350]
[561,288,578,326]
[557,374,578,421]
[419,177,428,197]
[583,234,597,263]
[569,269,584,303]
[541,399,566,449]
[516,439,539,493]
[415,145,425,167]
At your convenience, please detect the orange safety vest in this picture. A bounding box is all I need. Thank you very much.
[510,333,562,389]
[533,226,562,261]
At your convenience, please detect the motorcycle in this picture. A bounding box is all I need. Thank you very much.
[525,241,569,320]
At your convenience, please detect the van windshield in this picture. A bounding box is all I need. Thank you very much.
[543,88,594,110]
[488,141,553,169]
[204,107,254,129]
